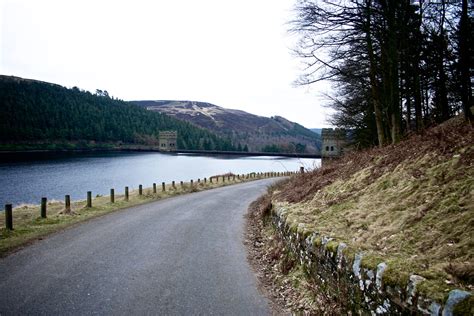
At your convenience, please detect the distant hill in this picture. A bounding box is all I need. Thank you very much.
[310,128,322,135]
[0,76,238,151]
[132,100,321,153]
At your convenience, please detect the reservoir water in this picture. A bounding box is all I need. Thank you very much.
[0,151,320,207]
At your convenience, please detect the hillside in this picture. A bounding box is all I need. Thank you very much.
[253,117,473,313]
[0,76,237,151]
[132,100,321,153]
[310,128,322,135]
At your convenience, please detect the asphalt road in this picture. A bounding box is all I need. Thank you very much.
[0,178,279,315]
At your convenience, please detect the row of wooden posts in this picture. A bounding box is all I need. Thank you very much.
[3,170,303,230]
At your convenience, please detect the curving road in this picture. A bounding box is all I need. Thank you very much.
[0,178,279,315]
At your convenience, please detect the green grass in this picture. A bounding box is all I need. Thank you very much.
[0,172,287,257]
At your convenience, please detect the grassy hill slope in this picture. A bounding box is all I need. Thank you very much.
[270,117,473,306]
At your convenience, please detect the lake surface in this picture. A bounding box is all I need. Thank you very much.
[0,151,320,207]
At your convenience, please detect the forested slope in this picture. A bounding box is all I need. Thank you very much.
[0,76,237,151]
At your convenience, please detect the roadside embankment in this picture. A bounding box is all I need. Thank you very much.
[248,117,473,314]
[0,172,291,257]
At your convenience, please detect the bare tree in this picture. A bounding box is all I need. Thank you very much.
[291,0,468,148]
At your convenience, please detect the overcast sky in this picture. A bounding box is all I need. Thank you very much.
[1,0,333,128]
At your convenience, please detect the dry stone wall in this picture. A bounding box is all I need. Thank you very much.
[271,206,472,315]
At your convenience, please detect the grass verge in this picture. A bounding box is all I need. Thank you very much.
[270,117,473,303]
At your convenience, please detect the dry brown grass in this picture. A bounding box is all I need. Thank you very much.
[271,116,474,300]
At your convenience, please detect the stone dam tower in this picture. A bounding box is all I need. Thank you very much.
[321,128,347,158]
[158,131,177,152]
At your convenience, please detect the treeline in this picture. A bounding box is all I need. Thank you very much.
[262,143,307,153]
[292,0,473,147]
[0,76,240,151]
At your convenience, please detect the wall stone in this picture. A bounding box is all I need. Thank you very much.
[271,206,472,315]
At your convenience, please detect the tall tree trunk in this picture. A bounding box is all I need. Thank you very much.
[365,0,386,146]
[459,0,473,122]
[382,0,401,143]
[414,72,423,130]
[437,52,449,121]
[413,0,423,131]
[436,0,450,122]
[405,96,412,131]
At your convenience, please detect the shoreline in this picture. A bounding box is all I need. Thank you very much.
[0,173,290,257]
[0,144,321,158]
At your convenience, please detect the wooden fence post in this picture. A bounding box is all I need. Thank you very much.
[87,191,92,208]
[180,181,184,188]
[139,185,143,195]
[300,166,304,174]
[125,187,129,201]
[172,181,175,189]
[190,179,193,186]
[204,178,207,183]
[153,183,157,194]
[162,182,166,192]
[65,195,71,212]
[41,197,47,218]
[5,204,13,230]
[110,189,115,203]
